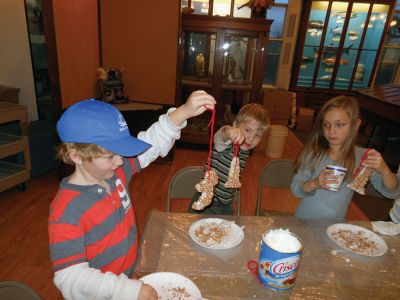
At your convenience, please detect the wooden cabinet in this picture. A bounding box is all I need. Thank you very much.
[178,14,272,144]
[0,102,31,192]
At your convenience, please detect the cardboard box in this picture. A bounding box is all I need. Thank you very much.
[263,88,293,123]
[0,85,20,103]
[296,107,314,131]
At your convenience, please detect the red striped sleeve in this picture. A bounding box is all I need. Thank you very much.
[49,223,85,243]
[52,252,86,268]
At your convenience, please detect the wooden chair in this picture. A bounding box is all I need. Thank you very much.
[167,166,241,215]
[256,159,295,216]
[0,281,43,300]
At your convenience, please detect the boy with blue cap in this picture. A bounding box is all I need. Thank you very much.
[48,90,215,300]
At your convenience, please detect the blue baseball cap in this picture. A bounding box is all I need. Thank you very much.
[57,99,152,156]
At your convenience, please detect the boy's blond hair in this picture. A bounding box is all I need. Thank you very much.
[235,103,270,132]
[56,143,111,165]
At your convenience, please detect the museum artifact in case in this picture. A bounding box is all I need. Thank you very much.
[291,0,396,91]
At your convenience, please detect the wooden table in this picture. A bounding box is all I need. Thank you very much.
[353,84,400,123]
[353,84,400,153]
[134,210,400,300]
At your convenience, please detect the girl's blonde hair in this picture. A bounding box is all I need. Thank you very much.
[235,103,271,132]
[294,95,360,176]
[56,143,110,165]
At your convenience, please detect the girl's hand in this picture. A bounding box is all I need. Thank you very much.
[303,169,335,192]
[222,125,245,144]
[169,90,216,126]
[362,149,398,190]
[138,283,158,300]
[362,149,390,174]
[316,169,337,190]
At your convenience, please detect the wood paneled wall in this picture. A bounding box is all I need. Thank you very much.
[53,0,100,108]
[100,0,180,105]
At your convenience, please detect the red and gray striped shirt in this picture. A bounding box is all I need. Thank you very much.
[49,157,141,276]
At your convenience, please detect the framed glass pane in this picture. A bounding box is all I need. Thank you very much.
[298,1,329,87]
[353,50,377,89]
[268,6,287,38]
[182,32,216,84]
[213,0,231,17]
[181,0,189,8]
[220,89,251,125]
[274,0,289,4]
[334,3,370,89]
[234,0,251,18]
[263,40,282,85]
[222,35,257,86]
[363,4,389,51]
[386,14,400,46]
[375,48,400,84]
[192,0,209,15]
[341,3,370,50]
[334,49,358,89]
[316,1,349,87]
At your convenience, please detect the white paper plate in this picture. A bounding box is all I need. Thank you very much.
[327,223,388,257]
[140,272,201,299]
[189,218,244,249]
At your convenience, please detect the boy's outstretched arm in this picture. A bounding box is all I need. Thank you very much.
[137,90,216,168]
[169,90,216,126]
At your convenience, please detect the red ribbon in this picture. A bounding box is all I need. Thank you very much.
[233,142,239,157]
[206,108,216,175]
[353,148,371,178]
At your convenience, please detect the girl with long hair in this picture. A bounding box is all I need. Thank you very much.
[291,95,399,220]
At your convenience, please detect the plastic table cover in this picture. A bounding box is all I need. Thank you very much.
[134,210,400,299]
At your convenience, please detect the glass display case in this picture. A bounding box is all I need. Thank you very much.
[291,0,396,91]
[179,14,272,144]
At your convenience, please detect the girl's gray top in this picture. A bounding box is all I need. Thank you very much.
[291,146,400,220]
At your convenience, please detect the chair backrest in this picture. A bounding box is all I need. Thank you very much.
[167,166,204,212]
[0,281,43,300]
[256,159,295,216]
[167,166,241,215]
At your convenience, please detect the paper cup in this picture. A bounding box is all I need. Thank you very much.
[325,165,347,192]
[265,125,289,158]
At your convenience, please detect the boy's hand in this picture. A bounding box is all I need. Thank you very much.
[222,125,245,144]
[138,283,158,300]
[170,90,216,126]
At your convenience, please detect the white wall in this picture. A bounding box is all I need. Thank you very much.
[0,0,38,120]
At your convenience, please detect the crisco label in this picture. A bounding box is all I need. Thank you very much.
[269,256,300,277]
